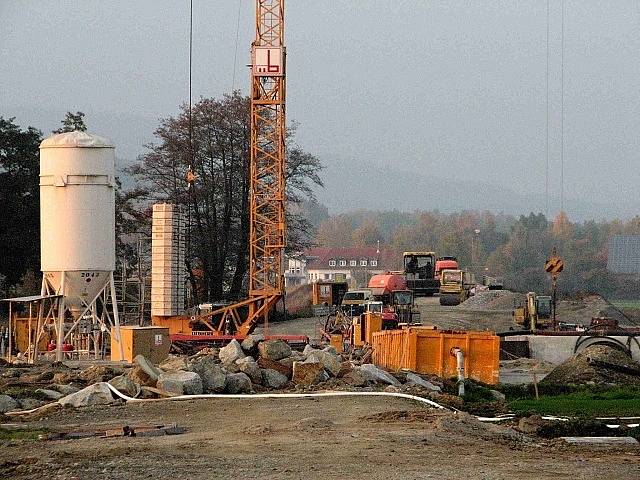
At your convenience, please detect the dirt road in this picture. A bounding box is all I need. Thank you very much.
[2,396,638,479]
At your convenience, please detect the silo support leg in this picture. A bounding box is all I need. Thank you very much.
[109,272,125,361]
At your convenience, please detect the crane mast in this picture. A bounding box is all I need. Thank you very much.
[248,0,286,323]
[189,0,286,336]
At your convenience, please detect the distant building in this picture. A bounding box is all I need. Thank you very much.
[607,235,640,274]
[284,247,400,288]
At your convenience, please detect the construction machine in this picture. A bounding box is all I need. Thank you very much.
[403,251,439,296]
[367,273,420,323]
[439,269,476,306]
[152,0,289,342]
[434,256,459,280]
[339,288,374,317]
[512,292,553,331]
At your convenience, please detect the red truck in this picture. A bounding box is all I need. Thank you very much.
[367,273,417,323]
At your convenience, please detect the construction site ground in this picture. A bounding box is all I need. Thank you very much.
[261,291,633,384]
[3,395,640,479]
[266,291,636,337]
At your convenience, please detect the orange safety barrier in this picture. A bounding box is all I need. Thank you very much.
[372,327,500,384]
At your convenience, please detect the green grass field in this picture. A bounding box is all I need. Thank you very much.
[509,388,640,417]
[610,299,640,309]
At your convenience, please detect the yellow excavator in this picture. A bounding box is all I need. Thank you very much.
[512,292,552,331]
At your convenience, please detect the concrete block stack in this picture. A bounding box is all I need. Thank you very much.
[151,203,186,317]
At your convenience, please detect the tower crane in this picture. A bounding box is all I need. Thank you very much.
[168,0,287,339]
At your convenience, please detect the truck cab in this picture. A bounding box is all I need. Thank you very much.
[403,251,438,296]
[367,273,419,323]
[340,288,373,316]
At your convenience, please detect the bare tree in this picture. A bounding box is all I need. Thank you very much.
[129,92,323,302]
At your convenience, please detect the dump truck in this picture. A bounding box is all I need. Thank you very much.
[403,251,439,296]
[367,273,419,323]
[439,269,476,306]
[513,292,553,331]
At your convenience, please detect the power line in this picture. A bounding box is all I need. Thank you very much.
[232,0,243,92]
[560,0,565,214]
[189,0,193,147]
[545,0,550,220]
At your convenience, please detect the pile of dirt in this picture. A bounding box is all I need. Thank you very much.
[457,290,524,311]
[541,344,640,387]
[557,294,630,326]
[362,409,531,446]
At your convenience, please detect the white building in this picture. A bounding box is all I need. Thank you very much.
[284,246,399,288]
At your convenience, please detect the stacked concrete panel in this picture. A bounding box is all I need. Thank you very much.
[151,203,186,316]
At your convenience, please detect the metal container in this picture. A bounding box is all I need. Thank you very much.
[39,131,116,315]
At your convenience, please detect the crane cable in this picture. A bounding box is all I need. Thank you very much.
[231,0,243,92]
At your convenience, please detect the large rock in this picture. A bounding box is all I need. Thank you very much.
[292,361,324,386]
[53,384,80,396]
[337,361,354,378]
[35,388,64,401]
[219,339,246,365]
[261,369,289,389]
[257,357,292,378]
[134,355,163,381]
[58,382,116,407]
[225,372,252,394]
[78,365,121,383]
[342,369,367,387]
[108,375,141,397]
[159,354,192,372]
[191,346,220,359]
[302,344,317,357]
[0,394,19,413]
[53,371,81,384]
[191,357,226,392]
[241,334,264,354]
[358,364,401,386]
[307,351,341,377]
[157,371,203,395]
[19,398,46,410]
[128,365,157,387]
[236,356,256,366]
[490,389,506,401]
[406,372,441,392]
[238,359,262,385]
[258,339,292,361]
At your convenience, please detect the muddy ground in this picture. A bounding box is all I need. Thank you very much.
[2,396,639,479]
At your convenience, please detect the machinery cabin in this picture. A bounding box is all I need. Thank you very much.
[403,251,439,296]
[439,269,475,306]
[367,273,419,323]
[340,288,374,317]
[312,281,348,306]
[513,292,553,331]
[434,256,459,280]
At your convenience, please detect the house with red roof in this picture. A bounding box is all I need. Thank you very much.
[285,246,401,288]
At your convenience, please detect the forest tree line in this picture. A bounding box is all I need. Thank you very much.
[1,95,639,304]
[312,209,640,299]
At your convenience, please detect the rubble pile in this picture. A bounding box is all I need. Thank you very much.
[0,336,450,413]
[541,343,640,387]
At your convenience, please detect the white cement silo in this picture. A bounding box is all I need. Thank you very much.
[39,131,122,360]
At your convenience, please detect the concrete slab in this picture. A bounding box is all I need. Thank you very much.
[561,436,639,446]
[505,335,640,365]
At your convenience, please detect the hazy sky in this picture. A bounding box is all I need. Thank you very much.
[1,1,639,219]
